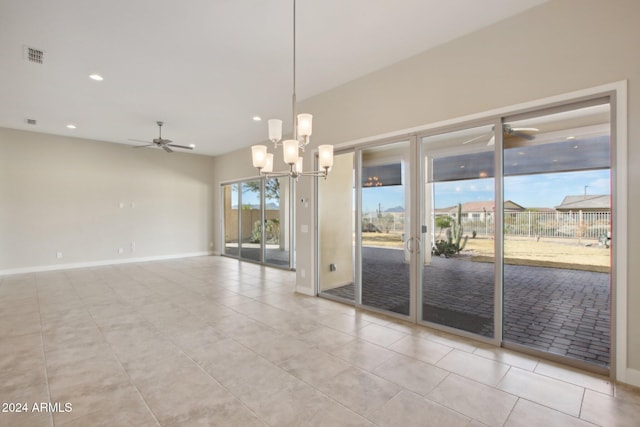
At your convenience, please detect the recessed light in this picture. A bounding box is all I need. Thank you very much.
[252,116,262,122]
[512,162,519,166]
[459,165,465,169]
[517,151,525,155]
[66,124,76,129]
[89,74,103,81]
[573,145,579,149]
[566,136,576,140]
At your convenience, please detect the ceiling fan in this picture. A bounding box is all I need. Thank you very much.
[130,121,193,153]
[462,124,539,146]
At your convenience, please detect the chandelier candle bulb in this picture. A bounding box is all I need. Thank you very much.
[297,114,313,137]
[295,157,304,174]
[268,119,283,143]
[283,139,299,165]
[251,145,268,169]
[318,145,333,168]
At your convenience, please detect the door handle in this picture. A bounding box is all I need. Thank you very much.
[405,236,414,253]
[415,237,422,254]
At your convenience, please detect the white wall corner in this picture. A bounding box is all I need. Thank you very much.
[295,280,315,296]
[623,368,640,389]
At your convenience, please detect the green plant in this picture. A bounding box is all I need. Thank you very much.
[249,218,281,244]
[450,203,469,253]
[432,239,457,257]
[432,204,468,257]
[435,215,452,237]
[249,220,262,243]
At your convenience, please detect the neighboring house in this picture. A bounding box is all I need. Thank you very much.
[437,200,525,221]
[555,195,611,212]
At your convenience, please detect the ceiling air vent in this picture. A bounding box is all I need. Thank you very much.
[26,118,37,125]
[23,46,44,64]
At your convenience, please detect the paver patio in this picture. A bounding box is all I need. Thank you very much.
[323,247,610,367]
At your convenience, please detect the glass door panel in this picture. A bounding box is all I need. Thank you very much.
[223,183,239,257]
[503,101,611,367]
[240,180,262,262]
[360,141,411,316]
[264,177,291,267]
[319,152,355,302]
[421,124,495,337]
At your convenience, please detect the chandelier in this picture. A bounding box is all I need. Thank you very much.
[251,0,333,179]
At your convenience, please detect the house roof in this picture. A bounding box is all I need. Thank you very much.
[555,195,610,210]
[440,200,525,213]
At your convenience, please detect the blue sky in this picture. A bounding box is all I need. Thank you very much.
[362,169,610,212]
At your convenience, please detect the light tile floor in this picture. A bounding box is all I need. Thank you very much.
[0,256,638,427]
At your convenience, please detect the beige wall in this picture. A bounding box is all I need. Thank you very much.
[0,127,216,272]
[213,0,640,381]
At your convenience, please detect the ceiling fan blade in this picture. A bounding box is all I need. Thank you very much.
[511,127,539,132]
[461,134,489,145]
[167,144,193,150]
[162,145,173,153]
[133,144,156,148]
[129,139,153,143]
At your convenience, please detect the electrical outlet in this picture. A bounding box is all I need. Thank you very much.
[130,241,135,252]
[56,251,63,259]
[118,248,124,255]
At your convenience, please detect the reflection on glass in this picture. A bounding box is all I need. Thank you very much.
[240,180,262,262]
[319,152,355,301]
[422,124,495,337]
[360,141,410,315]
[223,184,239,257]
[503,101,611,367]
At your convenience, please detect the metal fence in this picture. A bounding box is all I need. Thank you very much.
[363,210,611,240]
[462,210,610,240]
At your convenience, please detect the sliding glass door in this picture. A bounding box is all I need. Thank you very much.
[316,96,613,370]
[421,124,496,338]
[239,180,262,262]
[359,141,412,316]
[222,176,294,270]
[502,100,611,367]
[223,183,239,257]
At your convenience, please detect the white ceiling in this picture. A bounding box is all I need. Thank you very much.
[0,0,548,156]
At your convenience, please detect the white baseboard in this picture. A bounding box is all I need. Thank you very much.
[0,251,213,276]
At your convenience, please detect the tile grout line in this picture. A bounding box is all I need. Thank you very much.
[34,272,54,427]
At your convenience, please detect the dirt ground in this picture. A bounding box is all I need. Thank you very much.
[362,232,610,273]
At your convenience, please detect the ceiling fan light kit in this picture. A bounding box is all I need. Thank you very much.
[251,0,333,179]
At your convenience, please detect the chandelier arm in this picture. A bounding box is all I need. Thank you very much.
[260,171,291,179]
